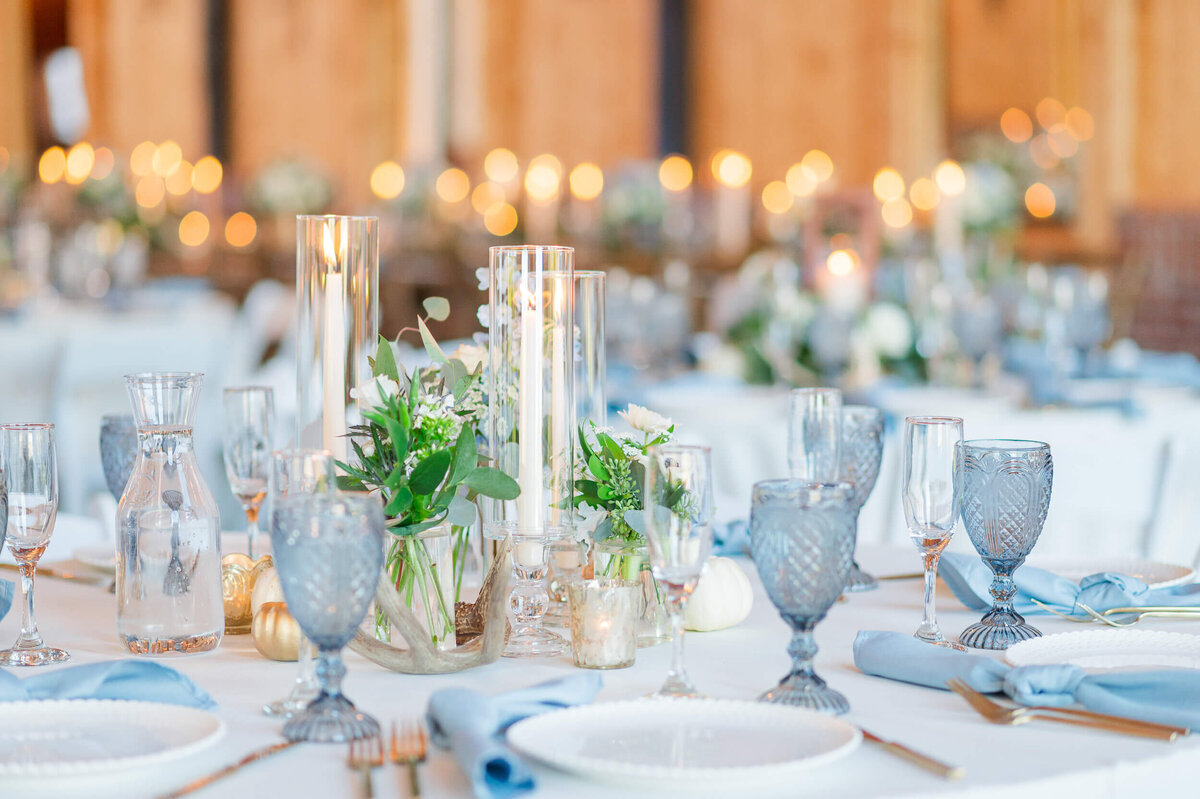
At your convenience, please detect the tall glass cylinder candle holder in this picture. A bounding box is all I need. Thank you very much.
[485,246,575,658]
[296,216,379,462]
[484,246,576,536]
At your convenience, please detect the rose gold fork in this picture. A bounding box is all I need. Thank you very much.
[347,736,385,798]
[390,720,428,797]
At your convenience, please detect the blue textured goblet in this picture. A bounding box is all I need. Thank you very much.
[956,440,1053,650]
[271,493,384,742]
[841,406,884,592]
[99,414,137,500]
[750,480,855,714]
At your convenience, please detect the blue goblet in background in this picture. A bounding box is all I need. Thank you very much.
[99,414,137,500]
[956,439,1053,650]
[750,479,856,714]
[271,493,384,742]
[841,406,884,592]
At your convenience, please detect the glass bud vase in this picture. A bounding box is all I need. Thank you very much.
[593,540,671,647]
[117,372,224,655]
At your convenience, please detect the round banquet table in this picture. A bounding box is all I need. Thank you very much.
[3,522,1200,798]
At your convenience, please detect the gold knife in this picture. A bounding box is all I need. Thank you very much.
[0,562,112,588]
[861,728,965,780]
[159,740,298,798]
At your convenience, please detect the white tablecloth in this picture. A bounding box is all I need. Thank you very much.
[3,520,1199,798]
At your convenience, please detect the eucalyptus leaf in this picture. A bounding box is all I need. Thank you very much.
[418,317,448,363]
[464,466,520,499]
[593,517,614,541]
[410,450,451,494]
[385,485,413,516]
[389,518,444,537]
[623,508,647,537]
[449,425,478,484]
[372,334,400,382]
[446,495,478,526]
[422,296,451,322]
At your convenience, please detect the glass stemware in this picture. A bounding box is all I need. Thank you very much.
[263,448,336,718]
[644,444,714,698]
[0,423,68,666]
[271,493,384,742]
[99,414,137,500]
[788,388,842,483]
[841,406,884,592]
[956,439,1053,650]
[750,480,855,714]
[223,387,275,559]
[902,416,965,651]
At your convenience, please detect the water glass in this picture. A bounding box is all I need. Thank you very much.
[956,440,1053,650]
[644,444,714,698]
[223,387,275,559]
[271,493,384,742]
[99,414,137,500]
[0,423,68,666]
[841,406,884,592]
[788,388,842,483]
[750,480,855,714]
[902,416,964,650]
[263,448,336,718]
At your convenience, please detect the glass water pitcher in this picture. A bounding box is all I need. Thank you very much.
[117,372,223,654]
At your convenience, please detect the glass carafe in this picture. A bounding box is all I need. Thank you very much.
[117,372,224,655]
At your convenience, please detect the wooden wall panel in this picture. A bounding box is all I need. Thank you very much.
[0,1,33,159]
[68,0,208,156]
[228,0,402,207]
[690,0,943,188]
[480,0,657,166]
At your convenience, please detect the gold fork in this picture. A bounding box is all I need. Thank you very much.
[946,678,1187,740]
[348,736,385,798]
[391,720,428,797]
[1031,598,1200,628]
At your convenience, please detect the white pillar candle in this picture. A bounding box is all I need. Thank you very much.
[517,281,544,534]
[321,224,348,460]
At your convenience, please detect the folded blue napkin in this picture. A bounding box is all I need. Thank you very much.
[940,552,1200,618]
[426,672,602,799]
[855,630,1200,729]
[712,520,750,556]
[0,660,215,708]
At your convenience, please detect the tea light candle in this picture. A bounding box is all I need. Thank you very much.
[568,580,638,669]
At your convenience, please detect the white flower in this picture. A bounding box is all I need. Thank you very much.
[349,375,400,413]
[476,304,491,329]
[475,267,490,291]
[451,343,487,373]
[618,403,672,435]
[864,302,913,360]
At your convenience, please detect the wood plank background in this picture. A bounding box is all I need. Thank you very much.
[6,0,1200,250]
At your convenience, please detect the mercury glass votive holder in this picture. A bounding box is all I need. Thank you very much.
[567,579,639,669]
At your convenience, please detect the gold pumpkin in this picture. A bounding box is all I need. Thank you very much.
[252,602,302,661]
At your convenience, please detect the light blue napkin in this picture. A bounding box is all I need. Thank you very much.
[854,630,1200,728]
[712,520,750,556]
[426,672,603,799]
[0,660,215,708]
[940,552,1200,618]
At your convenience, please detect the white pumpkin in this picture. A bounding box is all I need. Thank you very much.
[684,556,753,632]
[250,567,286,617]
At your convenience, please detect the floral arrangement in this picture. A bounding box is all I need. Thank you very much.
[716,256,924,387]
[573,404,674,546]
[338,297,517,648]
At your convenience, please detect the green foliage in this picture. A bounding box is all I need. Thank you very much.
[573,420,673,545]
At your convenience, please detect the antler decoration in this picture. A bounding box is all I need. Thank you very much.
[350,538,510,674]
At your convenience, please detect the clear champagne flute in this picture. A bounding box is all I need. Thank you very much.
[223,387,274,559]
[902,416,965,651]
[0,423,68,666]
[788,388,842,483]
[644,444,714,698]
[263,448,336,718]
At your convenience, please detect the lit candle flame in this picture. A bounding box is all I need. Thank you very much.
[322,222,344,274]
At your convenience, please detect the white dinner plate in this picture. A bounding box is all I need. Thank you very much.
[73,545,118,571]
[1025,556,1195,590]
[1005,630,1200,672]
[506,698,861,789]
[0,700,225,777]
